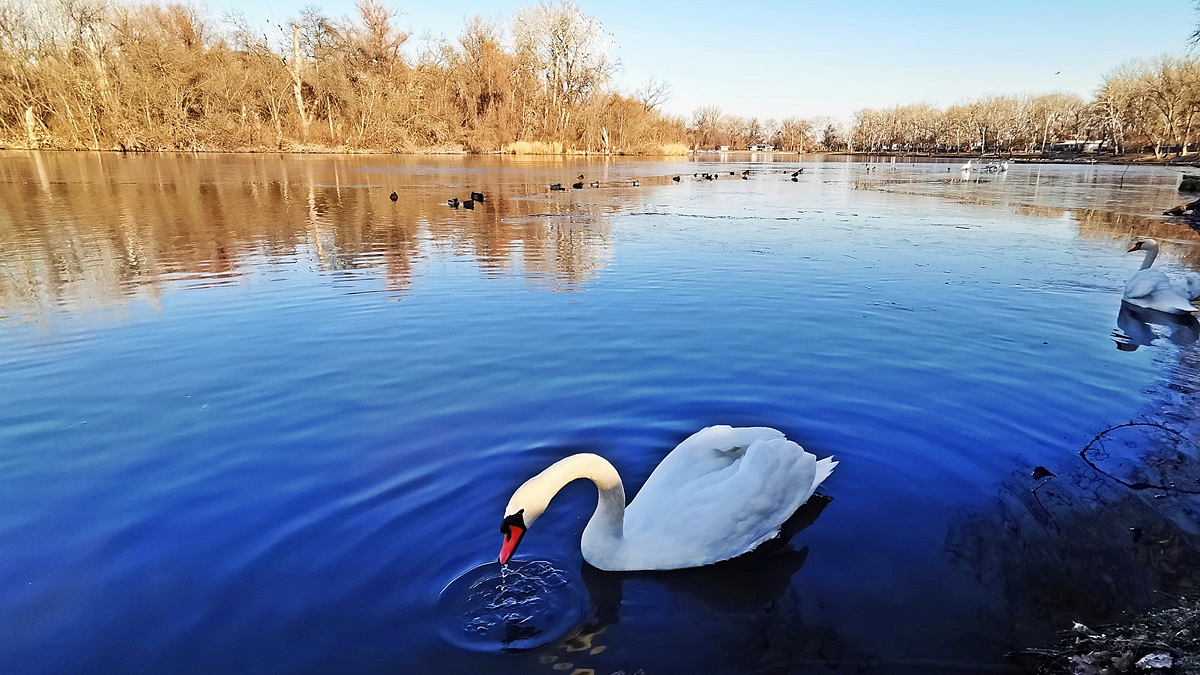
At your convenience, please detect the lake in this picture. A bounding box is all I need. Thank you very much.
[2,152,1199,674]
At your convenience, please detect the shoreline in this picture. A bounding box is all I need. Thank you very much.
[4,146,1199,167]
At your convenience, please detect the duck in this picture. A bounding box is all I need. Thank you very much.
[550,183,565,191]
[1124,239,1200,314]
[498,425,837,572]
[672,176,681,182]
[590,180,600,188]
[389,191,398,202]
[572,180,584,189]
[631,179,639,187]
[462,198,474,210]
[447,197,460,208]
[470,191,485,202]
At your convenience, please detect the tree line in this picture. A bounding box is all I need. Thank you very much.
[0,0,687,153]
[6,0,1200,158]
[841,56,1200,158]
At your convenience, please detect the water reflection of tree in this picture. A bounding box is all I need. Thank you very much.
[0,153,613,322]
[1071,208,1200,269]
[946,344,1200,650]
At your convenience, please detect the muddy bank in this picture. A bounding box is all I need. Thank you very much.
[1013,595,1200,674]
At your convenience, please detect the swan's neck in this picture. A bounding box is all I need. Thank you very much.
[1141,245,1159,270]
[508,453,626,539]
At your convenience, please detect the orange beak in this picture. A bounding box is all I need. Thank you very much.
[499,524,525,564]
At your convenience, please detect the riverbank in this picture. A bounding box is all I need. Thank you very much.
[1013,595,1200,674]
[833,150,1200,167]
[5,143,1196,165]
[0,142,689,157]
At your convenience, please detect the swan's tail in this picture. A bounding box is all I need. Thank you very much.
[1168,300,1200,314]
[813,456,838,489]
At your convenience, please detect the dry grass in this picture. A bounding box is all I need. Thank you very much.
[501,141,564,155]
[656,143,690,156]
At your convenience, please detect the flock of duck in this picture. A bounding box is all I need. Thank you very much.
[389,168,824,212]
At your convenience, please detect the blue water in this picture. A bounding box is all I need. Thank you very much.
[2,153,1199,674]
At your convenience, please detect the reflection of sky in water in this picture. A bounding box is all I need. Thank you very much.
[0,154,1198,673]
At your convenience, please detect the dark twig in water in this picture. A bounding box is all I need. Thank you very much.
[1030,475,1058,526]
[1078,421,1200,495]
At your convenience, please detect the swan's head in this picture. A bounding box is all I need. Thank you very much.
[497,453,620,564]
[1128,238,1159,253]
[498,483,550,564]
[498,510,527,564]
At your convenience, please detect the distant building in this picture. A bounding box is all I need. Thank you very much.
[1050,139,1108,153]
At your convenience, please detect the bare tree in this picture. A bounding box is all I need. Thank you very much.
[513,0,613,138]
[633,77,671,111]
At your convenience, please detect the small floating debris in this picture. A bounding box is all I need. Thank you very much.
[1032,466,1055,480]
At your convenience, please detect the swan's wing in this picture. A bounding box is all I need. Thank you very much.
[1124,269,1167,301]
[1183,273,1200,301]
[624,431,834,568]
[637,425,785,487]
[1124,270,1198,313]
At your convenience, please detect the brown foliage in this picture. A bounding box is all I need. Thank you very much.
[0,0,686,154]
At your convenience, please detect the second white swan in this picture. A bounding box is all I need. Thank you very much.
[1124,239,1200,314]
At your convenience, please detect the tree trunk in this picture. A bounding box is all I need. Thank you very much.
[290,24,310,136]
[25,106,38,146]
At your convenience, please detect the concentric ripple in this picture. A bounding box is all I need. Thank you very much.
[437,560,584,652]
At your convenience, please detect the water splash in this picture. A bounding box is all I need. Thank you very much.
[437,560,583,652]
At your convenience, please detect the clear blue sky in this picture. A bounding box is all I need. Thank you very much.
[210,0,1197,122]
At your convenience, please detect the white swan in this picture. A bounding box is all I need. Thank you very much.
[1124,239,1200,314]
[960,159,974,171]
[498,425,837,572]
